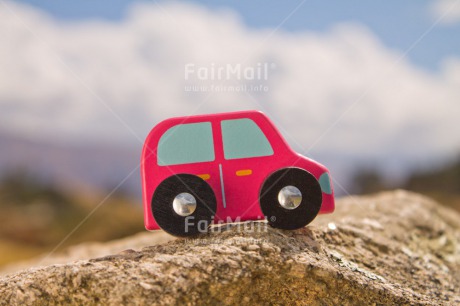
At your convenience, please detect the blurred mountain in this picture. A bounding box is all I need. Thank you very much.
[351,156,460,212]
[0,168,144,267]
[404,156,460,211]
[0,131,141,197]
[406,157,460,195]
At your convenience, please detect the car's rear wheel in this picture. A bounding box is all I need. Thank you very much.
[152,174,217,237]
[259,168,322,230]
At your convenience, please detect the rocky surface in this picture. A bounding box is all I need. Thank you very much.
[0,231,175,276]
[1,190,459,305]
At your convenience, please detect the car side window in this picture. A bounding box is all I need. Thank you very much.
[221,118,274,159]
[157,122,215,166]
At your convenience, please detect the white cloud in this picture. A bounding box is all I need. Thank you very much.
[0,1,459,178]
[430,0,460,24]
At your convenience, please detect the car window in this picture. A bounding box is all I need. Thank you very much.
[157,122,215,166]
[221,118,274,159]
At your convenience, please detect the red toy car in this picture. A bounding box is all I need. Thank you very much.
[141,110,334,236]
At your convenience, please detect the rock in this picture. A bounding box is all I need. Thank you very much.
[0,231,175,276]
[0,190,459,305]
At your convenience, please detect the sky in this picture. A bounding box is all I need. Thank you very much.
[0,0,459,185]
[12,0,460,71]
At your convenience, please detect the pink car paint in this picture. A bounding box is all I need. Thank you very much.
[141,110,335,231]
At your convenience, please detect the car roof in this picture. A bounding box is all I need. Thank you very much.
[163,110,266,124]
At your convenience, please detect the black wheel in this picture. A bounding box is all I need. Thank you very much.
[152,174,217,237]
[259,168,322,230]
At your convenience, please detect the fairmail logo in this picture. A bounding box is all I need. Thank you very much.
[184,216,269,234]
[184,62,274,81]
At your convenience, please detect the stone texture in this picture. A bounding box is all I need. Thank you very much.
[0,190,459,305]
[0,231,175,276]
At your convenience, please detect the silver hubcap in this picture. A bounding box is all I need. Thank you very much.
[173,192,197,216]
[278,186,302,210]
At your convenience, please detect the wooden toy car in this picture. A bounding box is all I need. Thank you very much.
[141,110,334,237]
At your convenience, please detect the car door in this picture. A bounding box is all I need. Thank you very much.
[155,121,222,214]
[217,118,276,221]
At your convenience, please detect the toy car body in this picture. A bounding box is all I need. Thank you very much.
[141,110,334,236]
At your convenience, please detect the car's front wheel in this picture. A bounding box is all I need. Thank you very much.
[151,174,217,237]
[259,168,322,230]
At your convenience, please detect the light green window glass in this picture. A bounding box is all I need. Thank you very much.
[221,118,274,159]
[157,122,215,166]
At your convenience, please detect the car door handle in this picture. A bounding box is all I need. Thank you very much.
[236,169,252,176]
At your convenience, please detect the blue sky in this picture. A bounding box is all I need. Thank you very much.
[15,0,460,71]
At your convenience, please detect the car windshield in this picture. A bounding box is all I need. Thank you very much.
[221,118,273,159]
